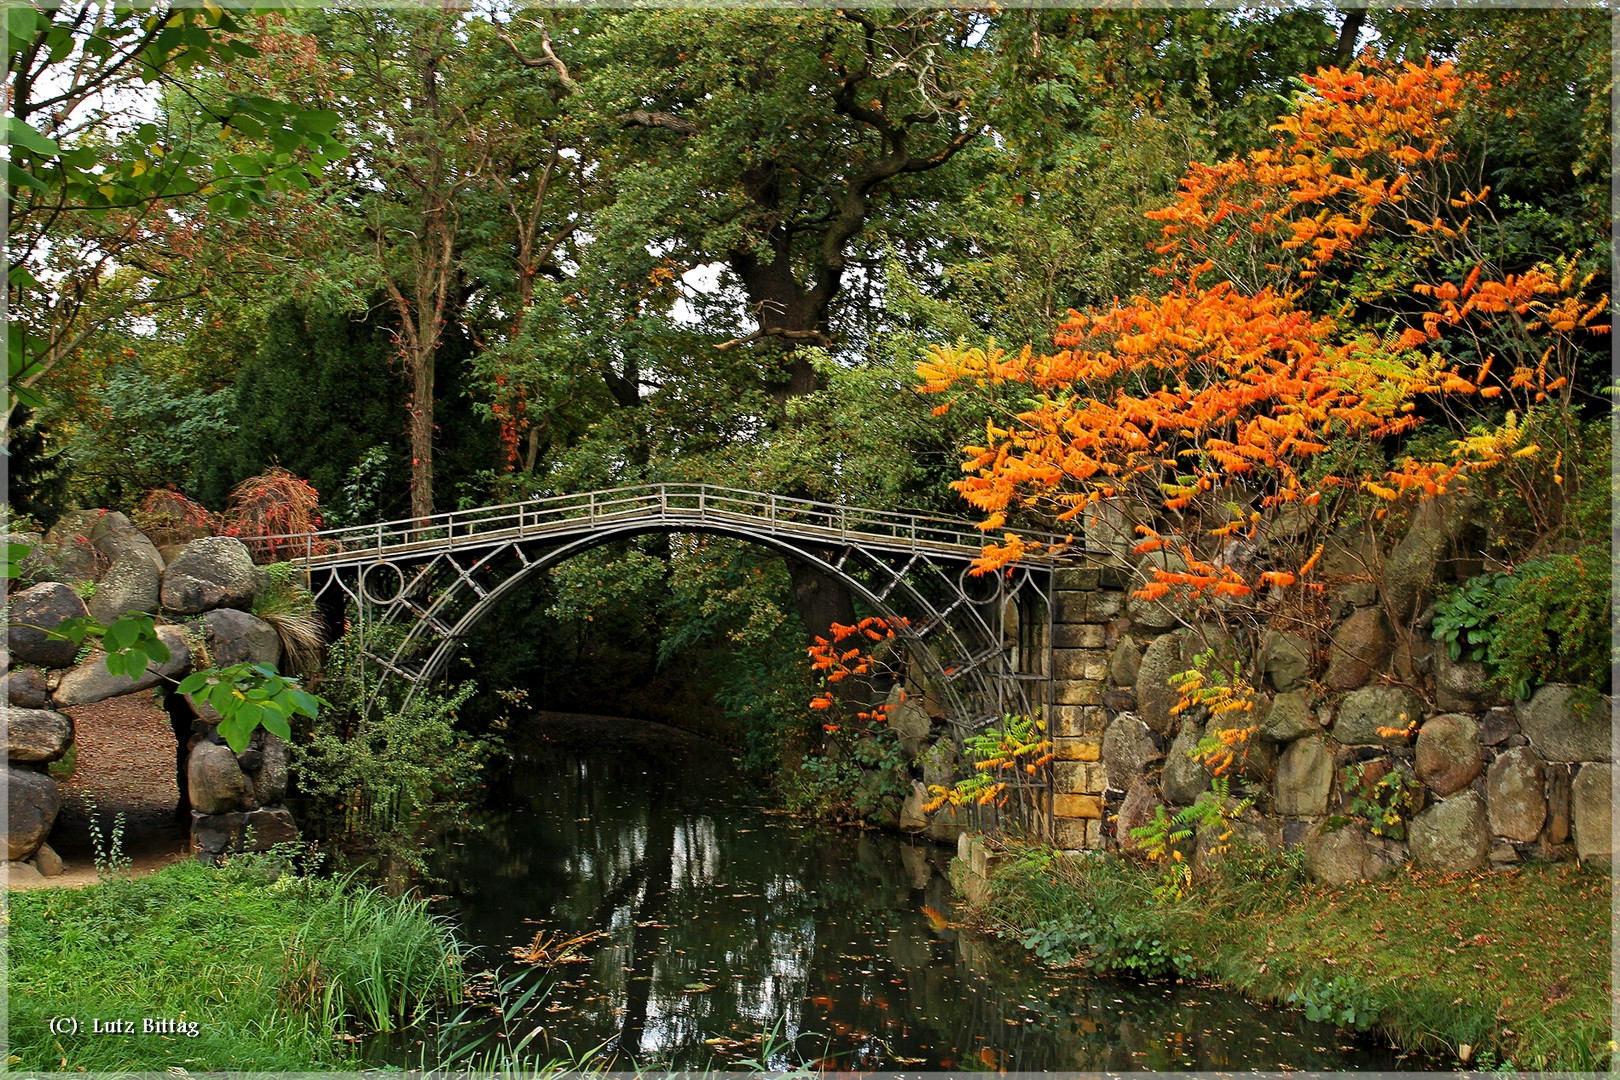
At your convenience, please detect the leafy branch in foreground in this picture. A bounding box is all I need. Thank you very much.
[177,663,325,752]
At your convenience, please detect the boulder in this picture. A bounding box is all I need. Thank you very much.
[1259,691,1320,744]
[1260,631,1313,693]
[30,516,104,586]
[87,555,162,624]
[191,805,298,860]
[52,625,191,707]
[88,511,164,573]
[1435,652,1499,712]
[1114,778,1163,858]
[884,684,932,760]
[5,861,44,884]
[1275,735,1335,818]
[1083,498,1151,565]
[1303,821,1405,886]
[6,582,89,668]
[1160,722,1210,806]
[1333,686,1423,747]
[1319,532,1381,578]
[921,739,956,795]
[3,667,51,708]
[1135,633,1184,735]
[1515,685,1612,763]
[1126,548,1188,632]
[7,767,60,860]
[44,509,102,549]
[1408,790,1489,872]
[203,608,283,669]
[160,536,259,614]
[1101,713,1160,793]
[899,782,929,833]
[1193,799,1280,873]
[1414,713,1483,797]
[1478,706,1519,747]
[1322,608,1392,691]
[1329,582,1379,620]
[6,709,73,763]
[32,841,64,876]
[1570,763,1611,862]
[187,742,253,814]
[1382,492,1479,625]
[1485,747,1545,843]
[1108,636,1141,687]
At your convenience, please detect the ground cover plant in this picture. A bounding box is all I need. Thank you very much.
[6,855,462,1071]
[970,840,1613,1070]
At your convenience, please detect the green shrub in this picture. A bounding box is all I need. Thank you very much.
[1432,570,1517,663]
[296,629,501,872]
[1431,547,1610,698]
[1487,547,1611,698]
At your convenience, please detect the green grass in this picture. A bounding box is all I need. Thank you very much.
[970,841,1613,1070]
[6,856,463,1071]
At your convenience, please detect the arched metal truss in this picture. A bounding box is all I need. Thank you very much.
[271,485,1065,735]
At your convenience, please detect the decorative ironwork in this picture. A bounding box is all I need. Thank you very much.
[259,483,1075,735]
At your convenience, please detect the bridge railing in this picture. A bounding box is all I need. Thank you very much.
[246,483,1071,566]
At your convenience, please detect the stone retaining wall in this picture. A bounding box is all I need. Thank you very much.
[5,510,300,871]
[1043,531,1612,880]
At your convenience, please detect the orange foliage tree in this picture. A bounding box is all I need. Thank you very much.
[918,60,1607,610]
[807,615,908,732]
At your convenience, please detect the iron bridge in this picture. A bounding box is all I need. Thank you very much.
[265,483,1073,734]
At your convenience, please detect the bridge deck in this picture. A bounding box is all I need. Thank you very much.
[254,483,1070,571]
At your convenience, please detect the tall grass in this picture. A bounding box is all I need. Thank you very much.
[283,878,464,1034]
[253,562,325,675]
[7,855,463,1071]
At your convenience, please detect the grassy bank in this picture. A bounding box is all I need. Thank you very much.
[965,841,1612,1070]
[6,857,463,1071]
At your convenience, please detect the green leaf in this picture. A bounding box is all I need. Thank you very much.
[217,714,252,753]
[6,116,60,157]
[208,681,238,716]
[103,618,136,652]
[260,710,292,742]
[177,671,211,695]
[7,160,48,193]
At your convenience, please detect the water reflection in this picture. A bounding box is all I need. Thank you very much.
[425,714,1408,1071]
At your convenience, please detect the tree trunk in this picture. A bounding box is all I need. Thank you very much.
[408,344,436,521]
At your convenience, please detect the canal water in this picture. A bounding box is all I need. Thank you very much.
[419,713,1410,1071]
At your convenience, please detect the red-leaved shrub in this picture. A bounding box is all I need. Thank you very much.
[131,488,220,550]
[221,468,327,564]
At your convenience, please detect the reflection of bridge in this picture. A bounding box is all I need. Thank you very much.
[265,484,1077,734]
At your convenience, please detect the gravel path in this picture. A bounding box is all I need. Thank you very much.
[16,691,193,888]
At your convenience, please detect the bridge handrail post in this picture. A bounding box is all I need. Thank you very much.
[769,494,776,531]
[589,491,595,525]
[839,504,846,540]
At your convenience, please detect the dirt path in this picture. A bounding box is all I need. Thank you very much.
[8,692,191,891]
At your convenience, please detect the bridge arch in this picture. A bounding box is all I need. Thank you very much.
[285,484,1059,737]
